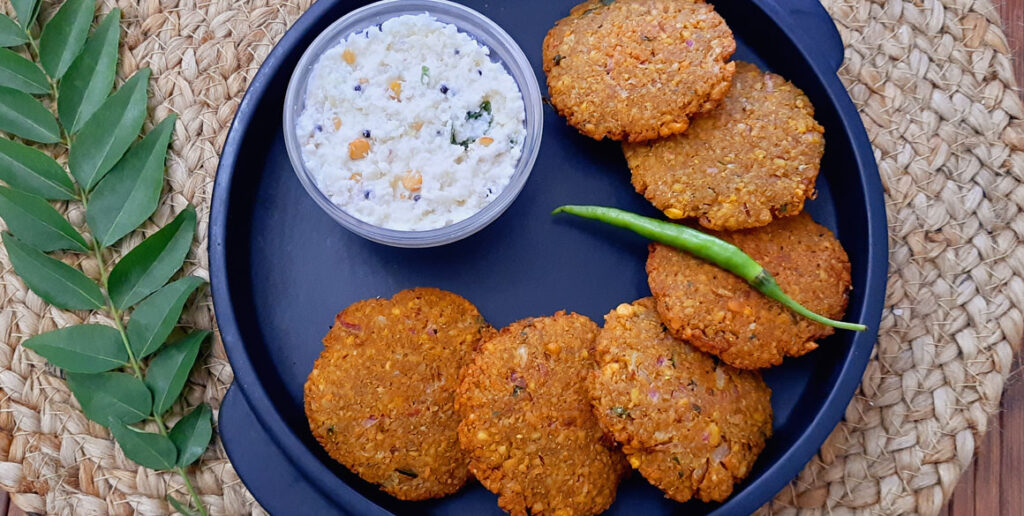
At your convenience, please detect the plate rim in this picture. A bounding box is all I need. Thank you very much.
[209,0,889,513]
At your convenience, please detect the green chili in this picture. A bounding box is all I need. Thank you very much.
[552,205,867,332]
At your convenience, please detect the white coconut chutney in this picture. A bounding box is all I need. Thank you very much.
[296,14,527,231]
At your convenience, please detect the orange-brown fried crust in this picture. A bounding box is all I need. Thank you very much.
[543,0,735,142]
[304,288,488,500]
[456,312,629,515]
[590,298,772,503]
[624,62,825,230]
[647,214,851,369]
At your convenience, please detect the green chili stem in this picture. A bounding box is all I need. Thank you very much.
[553,205,867,332]
[751,270,866,331]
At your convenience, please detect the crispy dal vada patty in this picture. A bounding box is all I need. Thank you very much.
[456,312,629,516]
[624,62,825,230]
[304,288,489,500]
[591,298,772,503]
[647,213,852,369]
[543,0,735,142]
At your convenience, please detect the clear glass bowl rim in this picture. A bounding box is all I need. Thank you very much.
[282,0,544,248]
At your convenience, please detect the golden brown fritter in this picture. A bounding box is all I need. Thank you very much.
[456,312,629,516]
[542,0,735,142]
[590,298,772,503]
[646,214,851,369]
[624,61,825,230]
[304,288,489,500]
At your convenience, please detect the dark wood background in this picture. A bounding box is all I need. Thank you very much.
[938,2,1023,515]
[1,2,1021,515]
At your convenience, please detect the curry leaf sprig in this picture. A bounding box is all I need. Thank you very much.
[0,2,211,514]
[553,205,868,332]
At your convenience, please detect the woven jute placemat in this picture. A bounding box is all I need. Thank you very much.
[0,0,1021,515]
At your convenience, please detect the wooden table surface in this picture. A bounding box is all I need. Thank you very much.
[938,4,1024,515]
[0,2,1021,516]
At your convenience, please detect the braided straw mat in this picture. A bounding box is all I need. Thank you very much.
[0,0,1021,514]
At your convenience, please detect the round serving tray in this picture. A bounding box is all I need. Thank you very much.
[210,0,888,514]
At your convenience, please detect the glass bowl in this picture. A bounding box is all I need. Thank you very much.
[283,0,543,248]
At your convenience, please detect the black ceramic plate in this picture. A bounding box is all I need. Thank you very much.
[210,1,888,514]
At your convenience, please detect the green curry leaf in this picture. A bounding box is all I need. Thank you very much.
[168,403,212,467]
[38,0,95,79]
[68,67,150,190]
[87,115,175,247]
[0,86,60,143]
[0,48,49,94]
[144,330,208,415]
[66,371,152,426]
[23,324,128,373]
[59,9,121,134]
[0,15,28,47]
[0,186,88,252]
[109,419,177,470]
[127,276,204,359]
[10,0,40,30]
[107,204,196,310]
[2,232,103,310]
